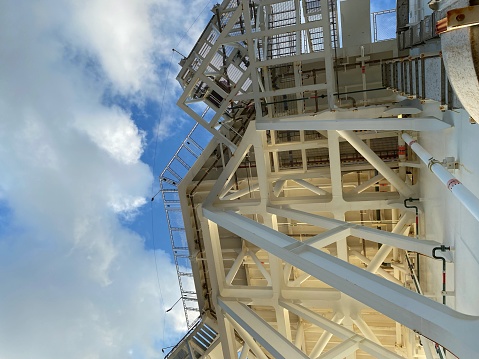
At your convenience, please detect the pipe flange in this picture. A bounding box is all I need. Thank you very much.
[447,178,461,190]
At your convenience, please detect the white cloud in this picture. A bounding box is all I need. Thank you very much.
[75,106,146,164]
[0,0,211,358]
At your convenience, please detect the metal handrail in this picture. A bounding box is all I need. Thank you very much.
[160,120,211,327]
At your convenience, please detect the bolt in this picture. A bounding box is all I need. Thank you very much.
[456,13,465,22]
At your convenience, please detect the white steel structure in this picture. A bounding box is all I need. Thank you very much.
[160,0,479,358]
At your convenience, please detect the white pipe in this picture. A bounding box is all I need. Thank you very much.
[403,133,479,222]
[338,130,414,197]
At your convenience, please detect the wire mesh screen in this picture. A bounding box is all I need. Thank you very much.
[372,9,396,42]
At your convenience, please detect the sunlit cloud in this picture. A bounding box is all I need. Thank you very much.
[0,0,213,357]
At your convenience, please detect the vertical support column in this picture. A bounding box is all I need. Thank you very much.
[327,131,349,261]
[243,0,263,122]
[265,214,293,341]
[199,216,238,359]
[327,131,343,200]
[271,131,280,173]
[300,130,307,172]
[421,55,426,100]
[253,128,270,206]
[323,0,337,108]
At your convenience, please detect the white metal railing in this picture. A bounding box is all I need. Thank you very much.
[160,121,212,328]
[372,9,396,42]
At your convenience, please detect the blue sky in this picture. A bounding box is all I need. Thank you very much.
[371,0,396,12]
[0,0,213,358]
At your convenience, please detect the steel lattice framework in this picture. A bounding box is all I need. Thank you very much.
[162,1,479,358]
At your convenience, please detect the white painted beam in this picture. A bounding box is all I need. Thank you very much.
[351,314,381,345]
[273,180,286,196]
[290,272,311,287]
[349,250,402,285]
[248,249,272,286]
[348,174,384,194]
[309,312,345,358]
[338,130,414,197]
[200,217,238,359]
[221,183,260,201]
[225,247,247,285]
[219,299,309,359]
[220,286,341,302]
[316,338,359,359]
[281,302,403,359]
[256,117,450,131]
[238,343,250,359]
[292,179,329,196]
[268,207,450,260]
[204,208,479,358]
[284,225,351,254]
[203,123,256,207]
[223,312,269,359]
[294,321,304,350]
[367,212,413,273]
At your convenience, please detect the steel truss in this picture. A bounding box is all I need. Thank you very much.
[164,0,479,358]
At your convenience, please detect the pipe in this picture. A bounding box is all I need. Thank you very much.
[432,245,451,305]
[403,133,479,222]
[404,198,419,235]
[404,198,420,282]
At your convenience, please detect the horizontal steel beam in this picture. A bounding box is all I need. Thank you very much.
[267,206,451,260]
[256,117,450,131]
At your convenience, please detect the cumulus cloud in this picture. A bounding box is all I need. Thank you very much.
[0,0,212,358]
